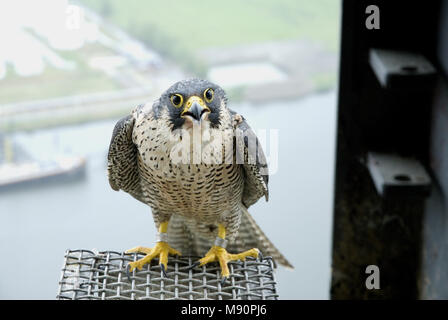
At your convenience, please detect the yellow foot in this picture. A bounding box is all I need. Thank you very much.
[125,242,181,275]
[197,246,260,279]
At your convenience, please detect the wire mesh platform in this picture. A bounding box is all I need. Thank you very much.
[57,249,279,300]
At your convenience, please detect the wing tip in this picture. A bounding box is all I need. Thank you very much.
[108,179,120,191]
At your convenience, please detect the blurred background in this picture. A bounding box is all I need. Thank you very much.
[0,0,340,299]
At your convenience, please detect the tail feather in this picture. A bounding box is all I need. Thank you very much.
[229,207,293,269]
[167,208,293,269]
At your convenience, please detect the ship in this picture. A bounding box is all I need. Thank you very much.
[0,134,86,190]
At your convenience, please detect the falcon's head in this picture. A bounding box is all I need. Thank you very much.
[158,78,227,130]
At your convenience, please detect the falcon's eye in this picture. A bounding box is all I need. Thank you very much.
[204,88,214,103]
[170,94,183,107]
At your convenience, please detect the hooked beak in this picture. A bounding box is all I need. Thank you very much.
[181,96,210,122]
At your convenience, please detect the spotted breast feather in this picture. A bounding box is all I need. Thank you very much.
[107,79,292,278]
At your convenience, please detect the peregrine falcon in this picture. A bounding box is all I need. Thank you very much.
[107,79,292,280]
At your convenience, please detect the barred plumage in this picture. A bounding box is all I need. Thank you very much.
[107,79,292,268]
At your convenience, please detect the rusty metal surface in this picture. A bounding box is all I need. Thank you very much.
[420,76,448,299]
[332,0,442,299]
[331,143,424,299]
[57,249,278,300]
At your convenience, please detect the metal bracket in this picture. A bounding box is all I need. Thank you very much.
[369,48,436,89]
[367,152,431,197]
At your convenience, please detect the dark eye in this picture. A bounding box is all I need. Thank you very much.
[204,88,214,103]
[170,94,183,107]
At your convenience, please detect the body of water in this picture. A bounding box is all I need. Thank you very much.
[0,91,336,299]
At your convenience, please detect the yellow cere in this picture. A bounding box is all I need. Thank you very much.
[182,96,210,116]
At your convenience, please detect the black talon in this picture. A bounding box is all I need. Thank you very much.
[258,250,264,262]
[189,261,200,270]
[160,264,167,277]
[125,264,132,282]
[220,276,228,286]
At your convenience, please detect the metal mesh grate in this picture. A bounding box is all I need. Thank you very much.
[57,249,279,300]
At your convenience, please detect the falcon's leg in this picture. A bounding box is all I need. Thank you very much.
[196,224,260,281]
[126,221,181,275]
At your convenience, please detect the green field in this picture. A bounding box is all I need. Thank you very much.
[1,1,340,106]
[83,0,340,73]
[0,37,120,104]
